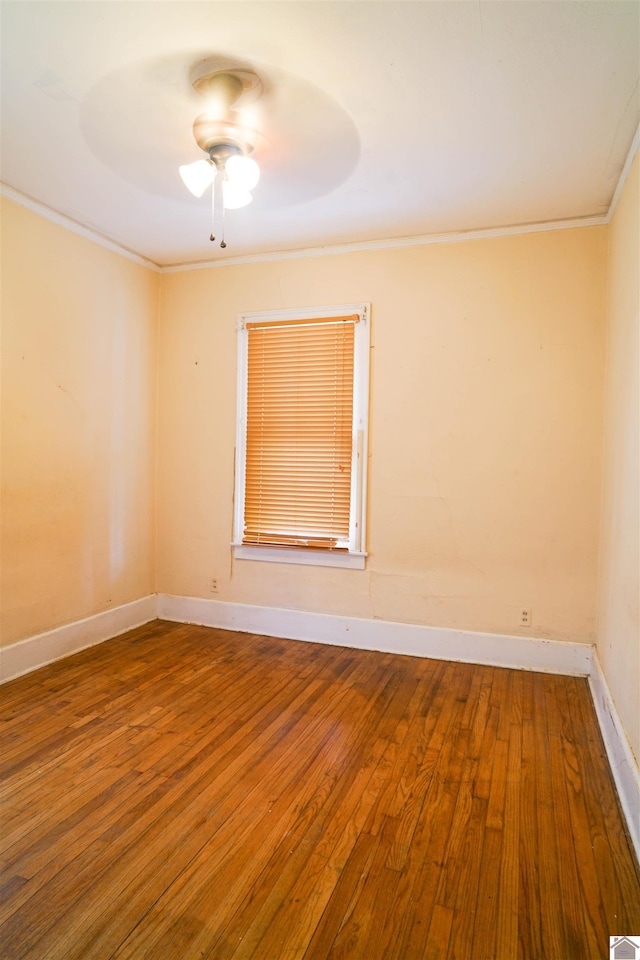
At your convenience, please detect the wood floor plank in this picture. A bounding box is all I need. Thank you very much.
[532,674,570,958]
[15,676,337,959]
[112,670,396,960]
[546,678,596,958]
[1,620,639,959]
[518,712,543,959]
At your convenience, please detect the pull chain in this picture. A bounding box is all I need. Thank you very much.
[208,164,227,248]
[220,180,227,248]
[214,171,216,240]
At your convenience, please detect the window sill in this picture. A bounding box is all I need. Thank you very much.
[232,544,367,569]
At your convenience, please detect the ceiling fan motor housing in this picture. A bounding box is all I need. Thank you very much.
[191,67,262,160]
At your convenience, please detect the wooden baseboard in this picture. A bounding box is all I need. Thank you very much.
[156,594,593,676]
[0,595,157,683]
[589,653,640,861]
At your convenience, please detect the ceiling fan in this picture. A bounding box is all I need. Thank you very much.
[179,63,263,247]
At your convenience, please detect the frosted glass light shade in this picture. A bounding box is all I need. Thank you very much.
[179,159,216,197]
[223,181,253,209]
[225,155,260,191]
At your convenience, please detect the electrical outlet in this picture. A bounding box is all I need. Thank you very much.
[210,577,219,594]
[520,608,532,627]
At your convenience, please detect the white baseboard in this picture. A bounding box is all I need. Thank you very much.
[156,594,593,676]
[589,653,640,861]
[0,595,158,684]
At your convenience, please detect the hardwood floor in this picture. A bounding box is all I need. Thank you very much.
[1,620,639,959]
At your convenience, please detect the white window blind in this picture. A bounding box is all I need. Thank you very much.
[234,304,369,566]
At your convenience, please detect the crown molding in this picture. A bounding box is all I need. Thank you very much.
[160,215,608,273]
[1,179,619,276]
[607,122,640,222]
[0,184,162,272]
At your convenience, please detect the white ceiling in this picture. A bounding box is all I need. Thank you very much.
[1,1,638,268]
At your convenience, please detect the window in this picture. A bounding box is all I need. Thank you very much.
[233,303,370,568]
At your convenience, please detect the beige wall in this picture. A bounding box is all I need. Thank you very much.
[598,153,640,761]
[3,177,635,768]
[0,198,158,646]
[157,226,606,644]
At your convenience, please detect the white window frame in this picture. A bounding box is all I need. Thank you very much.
[232,302,370,569]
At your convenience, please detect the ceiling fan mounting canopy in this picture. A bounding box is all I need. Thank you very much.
[190,65,263,105]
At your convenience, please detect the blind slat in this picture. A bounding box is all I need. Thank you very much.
[245,313,359,330]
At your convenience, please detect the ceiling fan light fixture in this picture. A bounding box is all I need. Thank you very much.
[179,158,216,197]
[181,65,264,247]
[225,154,260,192]
[222,181,253,210]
